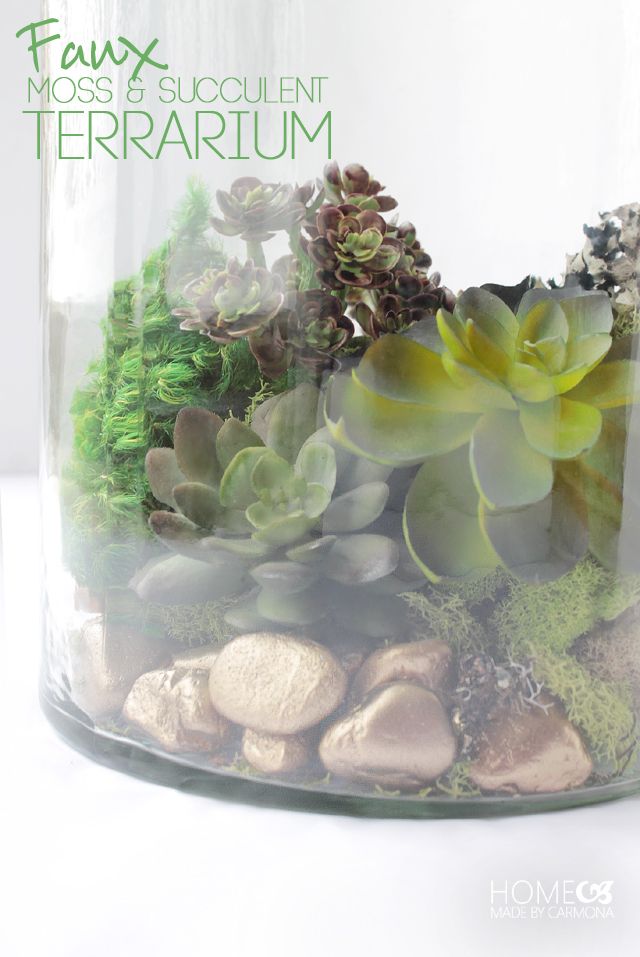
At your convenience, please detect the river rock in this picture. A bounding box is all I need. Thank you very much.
[351,638,453,702]
[242,728,311,774]
[209,632,347,734]
[69,616,172,720]
[319,682,457,789]
[123,667,231,752]
[468,697,593,794]
[171,646,221,671]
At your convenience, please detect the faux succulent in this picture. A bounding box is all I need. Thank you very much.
[305,205,405,290]
[210,176,313,243]
[356,273,456,338]
[250,290,355,377]
[322,161,398,213]
[173,258,284,343]
[327,286,640,583]
[135,385,411,638]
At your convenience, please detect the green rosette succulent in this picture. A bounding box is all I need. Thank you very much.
[326,286,640,583]
[211,176,313,243]
[135,384,407,637]
[174,258,284,344]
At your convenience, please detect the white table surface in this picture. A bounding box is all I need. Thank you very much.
[2,475,639,957]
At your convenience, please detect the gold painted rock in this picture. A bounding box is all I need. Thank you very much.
[123,668,231,753]
[209,632,347,734]
[468,698,593,794]
[242,728,311,774]
[319,682,456,790]
[351,638,453,702]
[172,646,221,671]
[69,616,172,720]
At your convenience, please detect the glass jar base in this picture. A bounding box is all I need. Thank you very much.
[40,687,640,819]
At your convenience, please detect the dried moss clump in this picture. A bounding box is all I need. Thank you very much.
[156,597,241,646]
[490,558,640,658]
[530,646,636,770]
[400,588,482,653]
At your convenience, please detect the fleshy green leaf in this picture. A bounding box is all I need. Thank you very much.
[250,450,293,498]
[326,534,399,585]
[218,447,267,509]
[518,397,602,460]
[130,553,245,605]
[198,535,271,559]
[173,482,222,528]
[479,480,588,583]
[256,586,326,625]
[252,513,315,546]
[565,359,640,409]
[403,446,499,581]
[469,410,553,508]
[145,449,185,508]
[148,511,203,556]
[302,483,332,519]
[216,418,264,471]
[286,536,338,563]
[266,382,321,462]
[322,482,389,533]
[295,442,337,494]
[250,561,318,595]
[173,407,222,486]
[325,373,478,466]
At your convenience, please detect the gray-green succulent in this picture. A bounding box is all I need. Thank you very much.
[135,384,412,638]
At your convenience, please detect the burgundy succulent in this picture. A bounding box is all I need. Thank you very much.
[250,290,354,378]
[355,273,457,338]
[173,258,284,343]
[322,161,397,213]
[211,177,314,243]
[305,205,404,289]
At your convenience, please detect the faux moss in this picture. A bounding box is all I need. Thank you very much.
[400,588,483,653]
[63,179,290,591]
[530,646,636,770]
[156,597,241,646]
[490,558,640,658]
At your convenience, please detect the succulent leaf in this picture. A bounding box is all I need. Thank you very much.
[145,449,186,509]
[173,407,222,486]
[326,534,399,585]
[218,446,268,509]
[216,418,264,471]
[250,560,318,595]
[323,481,390,533]
[469,410,553,509]
[172,481,223,528]
[295,441,337,494]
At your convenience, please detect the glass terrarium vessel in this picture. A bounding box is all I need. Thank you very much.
[39,0,640,815]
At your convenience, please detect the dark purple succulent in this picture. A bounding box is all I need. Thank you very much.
[173,258,284,343]
[322,161,397,213]
[211,177,314,243]
[305,205,404,289]
[356,273,457,338]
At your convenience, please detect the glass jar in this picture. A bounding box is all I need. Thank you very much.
[40,0,640,814]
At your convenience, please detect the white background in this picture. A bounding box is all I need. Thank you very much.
[2,2,640,954]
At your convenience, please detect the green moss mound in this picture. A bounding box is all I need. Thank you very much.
[531,647,636,769]
[490,558,640,658]
[63,180,289,591]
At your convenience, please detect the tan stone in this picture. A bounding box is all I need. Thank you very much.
[242,728,311,774]
[69,616,172,720]
[468,697,593,794]
[123,668,231,753]
[351,638,453,702]
[319,682,456,790]
[171,646,221,671]
[209,632,347,734]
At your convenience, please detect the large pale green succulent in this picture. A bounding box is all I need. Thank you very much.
[135,384,409,638]
[326,286,640,583]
